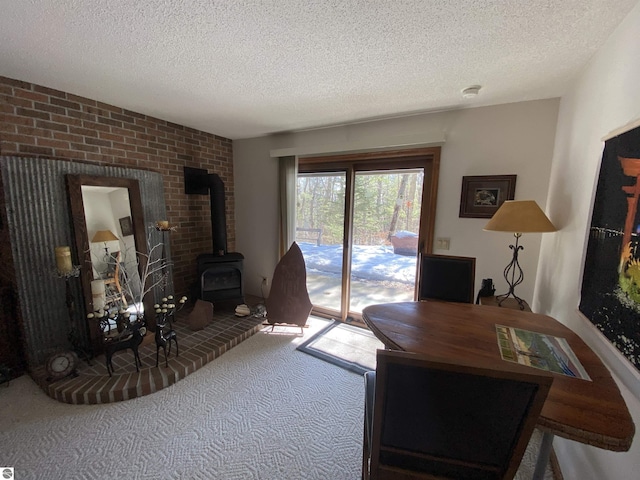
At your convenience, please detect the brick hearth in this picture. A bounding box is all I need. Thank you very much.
[32,307,265,404]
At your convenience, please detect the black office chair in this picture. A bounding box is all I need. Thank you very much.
[363,349,552,480]
[418,253,476,303]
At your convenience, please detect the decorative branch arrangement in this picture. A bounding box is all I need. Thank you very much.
[91,224,175,319]
[85,223,190,359]
[120,240,169,315]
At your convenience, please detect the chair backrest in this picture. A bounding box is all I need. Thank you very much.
[369,349,552,480]
[418,253,476,303]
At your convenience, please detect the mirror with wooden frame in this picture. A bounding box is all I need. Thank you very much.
[66,174,148,353]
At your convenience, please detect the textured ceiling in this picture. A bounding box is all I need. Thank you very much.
[1,1,637,140]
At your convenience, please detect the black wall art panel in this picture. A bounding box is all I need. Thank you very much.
[580,124,640,372]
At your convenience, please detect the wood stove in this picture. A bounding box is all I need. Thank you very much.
[185,166,245,308]
[198,253,244,306]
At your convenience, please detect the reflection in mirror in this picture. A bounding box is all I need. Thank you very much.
[67,175,148,353]
[83,186,129,276]
[82,185,142,306]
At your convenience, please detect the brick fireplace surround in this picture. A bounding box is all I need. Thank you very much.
[0,75,237,379]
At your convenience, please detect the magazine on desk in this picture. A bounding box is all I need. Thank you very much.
[496,325,592,381]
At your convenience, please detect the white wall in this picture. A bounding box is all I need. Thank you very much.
[536,2,640,478]
[234,99,559,302]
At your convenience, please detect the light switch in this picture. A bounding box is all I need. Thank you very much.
[436,237,450,250]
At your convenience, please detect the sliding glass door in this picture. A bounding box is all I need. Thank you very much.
[296,171,346,312]
[348,169,423,313]
[295,148,440,323]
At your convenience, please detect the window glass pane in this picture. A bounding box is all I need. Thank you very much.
[349,170,422,313]
[296,172,346,312]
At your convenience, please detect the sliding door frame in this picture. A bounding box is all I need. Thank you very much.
[298,147,441,322]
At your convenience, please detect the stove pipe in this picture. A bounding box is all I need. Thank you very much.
[208,173,227,256]
[184,167,228,256]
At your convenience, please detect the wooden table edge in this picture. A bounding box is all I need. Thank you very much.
[362,302,636,453]
[537,419,634,452]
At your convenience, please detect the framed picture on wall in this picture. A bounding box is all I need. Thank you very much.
[459,175,517,218]
[580,123,640,373]
[119,216,133,236]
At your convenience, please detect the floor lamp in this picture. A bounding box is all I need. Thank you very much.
[483,200,557,309]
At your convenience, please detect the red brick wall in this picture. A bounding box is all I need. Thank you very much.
[0,75,234,298]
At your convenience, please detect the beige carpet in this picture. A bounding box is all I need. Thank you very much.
[0,316,554,480]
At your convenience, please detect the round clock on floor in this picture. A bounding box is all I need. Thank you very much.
[46,351,78,381]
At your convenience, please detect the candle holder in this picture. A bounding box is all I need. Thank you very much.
[89,307,143,342]
[55,265,93,365]
[154,294,188,329]
[155,221,178,297]
[154,295,187,367]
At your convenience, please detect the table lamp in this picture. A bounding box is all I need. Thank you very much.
[483,200,556,309]
[91,230,119,261]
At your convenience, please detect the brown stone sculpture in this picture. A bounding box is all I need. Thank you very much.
[265,242,313,329]
[184,299,214,331]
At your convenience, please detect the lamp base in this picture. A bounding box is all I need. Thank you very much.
[498,233,526,311]
[495,291,527,310]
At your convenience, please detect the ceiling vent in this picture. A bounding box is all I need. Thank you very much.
[462,85,481,98]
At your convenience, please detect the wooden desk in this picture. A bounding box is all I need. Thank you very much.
[362,301,634,479]
[479,295,531,312]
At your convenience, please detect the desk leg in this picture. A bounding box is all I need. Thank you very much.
[532,431,554,480]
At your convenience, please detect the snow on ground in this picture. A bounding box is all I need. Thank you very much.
[298,242,417,284]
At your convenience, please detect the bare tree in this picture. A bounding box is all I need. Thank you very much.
[387,174,409,240]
